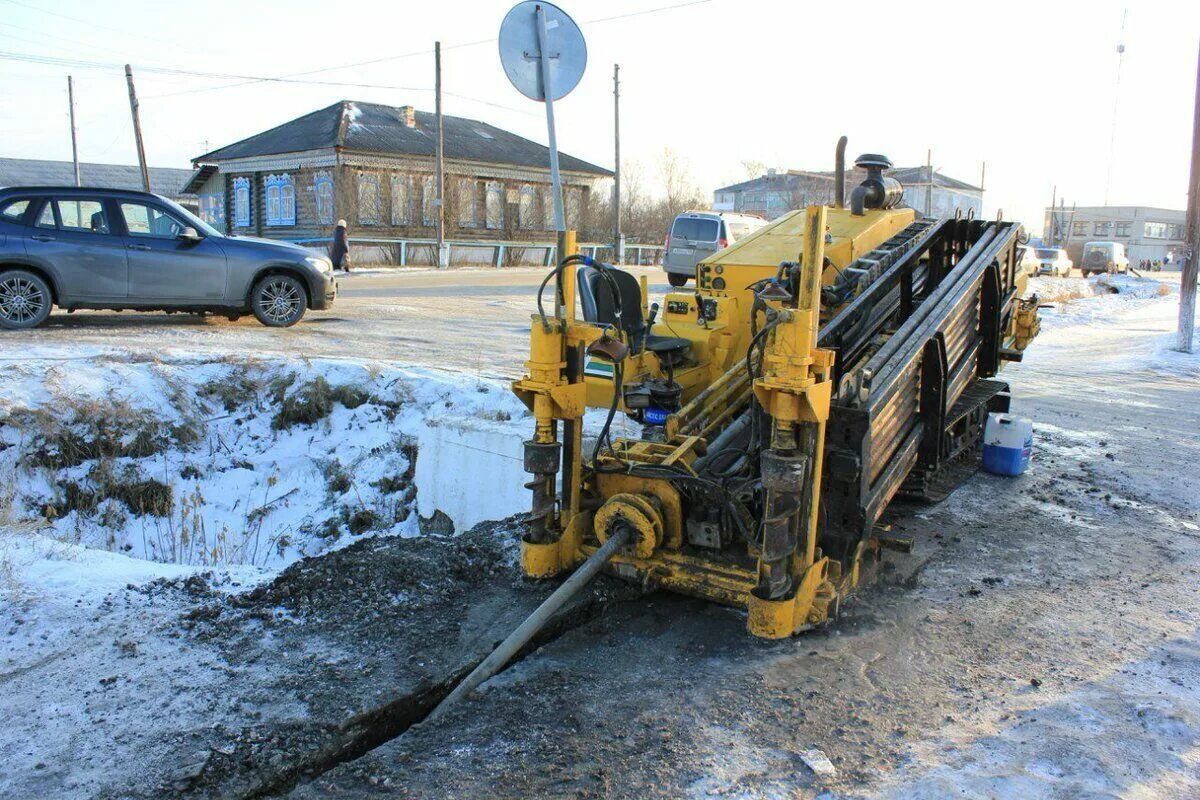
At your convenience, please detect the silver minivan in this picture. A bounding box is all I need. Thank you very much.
[662,211,765,287]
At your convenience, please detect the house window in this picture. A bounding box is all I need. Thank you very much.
[314,172,334,225]
[421,176,436,226]
[1169,224,1185,239]
[1145,222,1169,239]
[457,178,477,228]
[1072,221,1089,237]
[518,185,536,229]
[391,175,411,225]
[233,177,251,228]
[565,187,582,229]
[1093,221,1111,237]
[358,173,381,225]
[1114,222,1131,237]
[199,193,225,225]
[541,187,555,230]
[485,181,503,230]
[265,174,295,227]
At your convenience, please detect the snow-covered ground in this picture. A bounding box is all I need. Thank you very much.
[0,350,535,586]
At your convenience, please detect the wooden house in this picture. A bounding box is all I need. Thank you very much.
[186,100,611,265]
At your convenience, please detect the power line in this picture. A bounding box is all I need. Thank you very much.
[0,0,229,58]
[0,51,432,91]
[113,0,713,99]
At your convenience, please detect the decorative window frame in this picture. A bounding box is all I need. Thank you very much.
[233,176,251,228]
[517,185,535,229]
[484,181,503,230]
[421,175,436,226]
[264,174,296,227]
[313,171,335,225]
[199,193,225,225]
[456,178,478,229]
[390,174,411,225]
[358,173,382,226]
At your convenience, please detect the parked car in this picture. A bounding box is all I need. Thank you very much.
[1080,241,1130,276]
[662,211,766,287]
[0,187,336,330]
[1021,246,1073,277]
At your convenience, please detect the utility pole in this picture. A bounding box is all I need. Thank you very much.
[1104,9,1129,207]
[1049,185,1057,246]
[925,149,933,216]
[612,64,622,264]
[435,42,447,268]
[1176,38,1200,353]
[124,65,150,192]
[67,76,80,187]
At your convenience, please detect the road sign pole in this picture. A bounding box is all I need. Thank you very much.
[535,4,566,235]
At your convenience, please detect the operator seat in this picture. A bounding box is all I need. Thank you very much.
[576,266,691,363]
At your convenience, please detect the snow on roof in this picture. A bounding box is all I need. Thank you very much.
[0,157,196,197]
[195,100,612,176]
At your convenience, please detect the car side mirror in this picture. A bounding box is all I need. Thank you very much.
[179,227,202,243]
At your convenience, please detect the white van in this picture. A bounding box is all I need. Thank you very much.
[1080,241,1130,276]
[662,211,766,287]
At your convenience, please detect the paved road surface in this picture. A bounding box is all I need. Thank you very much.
[3,266,674,379]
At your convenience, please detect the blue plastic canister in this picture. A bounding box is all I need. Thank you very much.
[982,413,1033,476]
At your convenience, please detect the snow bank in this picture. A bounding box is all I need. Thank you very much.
[0,349,531,584]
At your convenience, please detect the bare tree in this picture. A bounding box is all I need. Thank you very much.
[658,147,705,219]
[739,159,767,180]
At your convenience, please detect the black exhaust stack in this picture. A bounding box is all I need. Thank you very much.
[834,136,848,209]
[850,153,904,216]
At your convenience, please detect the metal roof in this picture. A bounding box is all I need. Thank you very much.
[716,167,982,195]
[183,164,218,194]
[194,100,612,177]
[0,157,195,198]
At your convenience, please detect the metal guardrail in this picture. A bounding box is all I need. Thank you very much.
[286,236,664,267]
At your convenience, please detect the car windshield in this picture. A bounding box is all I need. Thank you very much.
[157,196,222,237]
[1035,249,1059,259]
[671,217,719,242]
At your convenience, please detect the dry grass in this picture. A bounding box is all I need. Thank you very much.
[5,394,199,470]
[272,377,374,429]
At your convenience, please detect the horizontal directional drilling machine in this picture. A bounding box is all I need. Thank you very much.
[508,150,1042,643]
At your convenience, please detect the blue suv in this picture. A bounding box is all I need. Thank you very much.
[0,186,337,329]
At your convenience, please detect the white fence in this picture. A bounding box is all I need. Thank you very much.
[290,236,664,268]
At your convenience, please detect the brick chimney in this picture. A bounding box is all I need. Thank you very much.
[399,105,416,128]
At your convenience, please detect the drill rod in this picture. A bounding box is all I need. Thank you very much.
[427,525,632,722]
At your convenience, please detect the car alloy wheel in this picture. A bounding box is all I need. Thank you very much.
[257,278,303,324]
[0,274,47,326]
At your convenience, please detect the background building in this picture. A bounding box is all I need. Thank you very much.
[0,157,196,210]
[713,165,983,220]
[1044,205,1186,267]
[189,100,611,265]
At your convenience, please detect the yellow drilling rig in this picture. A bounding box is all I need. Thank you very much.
[509,148,1040,640]
[432,147,1041,718]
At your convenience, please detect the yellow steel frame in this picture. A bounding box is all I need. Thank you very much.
[513,205,924,637]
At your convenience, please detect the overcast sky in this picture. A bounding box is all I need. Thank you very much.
[1,0,1196,234]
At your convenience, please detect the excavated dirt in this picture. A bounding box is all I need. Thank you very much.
[95,519,638,800]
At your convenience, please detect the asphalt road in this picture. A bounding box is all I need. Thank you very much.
[2,265,674,379]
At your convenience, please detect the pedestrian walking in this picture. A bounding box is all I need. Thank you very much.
[331,219,351,273]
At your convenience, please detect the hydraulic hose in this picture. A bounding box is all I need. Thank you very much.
[426,524,633,722]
